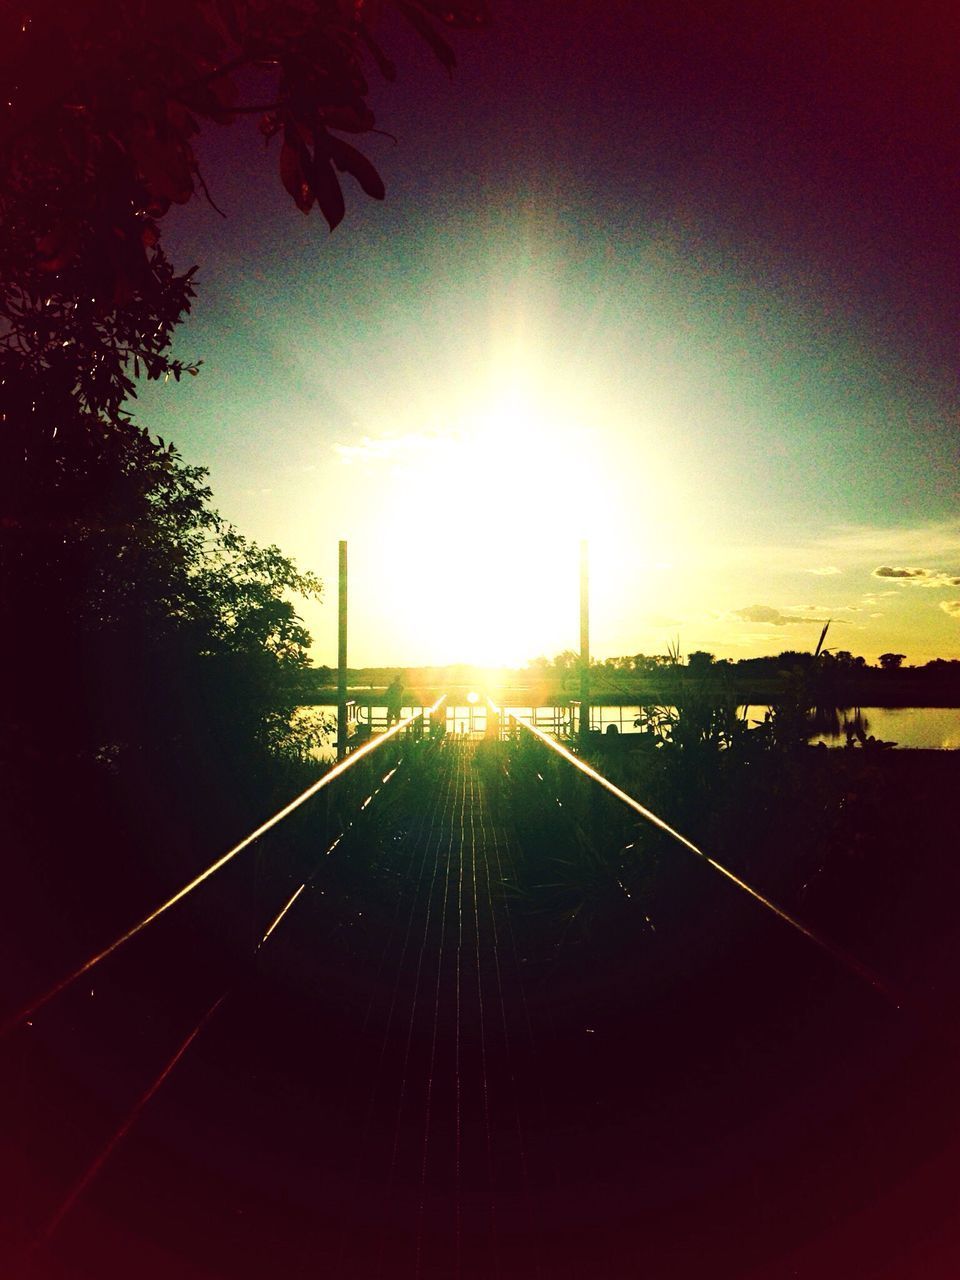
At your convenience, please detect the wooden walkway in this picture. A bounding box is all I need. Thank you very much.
[7,737,960,1279]
[329,737,538,1277]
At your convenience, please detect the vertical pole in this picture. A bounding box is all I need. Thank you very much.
[579,538,590,743]
[337,540,348,762]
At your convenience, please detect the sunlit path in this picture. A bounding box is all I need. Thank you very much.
[5,724,960,1279]
[334,739,536,1279]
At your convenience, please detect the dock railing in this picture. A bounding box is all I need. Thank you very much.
[492,698,895,1003]
[3,696,448,1036]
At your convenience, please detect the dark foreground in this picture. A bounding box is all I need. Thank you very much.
[2,740,960,1278]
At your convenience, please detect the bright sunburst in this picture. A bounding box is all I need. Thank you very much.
[367,364,637,665]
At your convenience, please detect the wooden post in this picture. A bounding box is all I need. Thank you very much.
[337,540,348,761]
[579,538,590,743]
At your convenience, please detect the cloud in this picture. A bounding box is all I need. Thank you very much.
[800,603,858,613]
[941,601,960,619]
[805,566,841,576]
[735,605,828,627]
[873,566,924,579]
[873,566,960,588]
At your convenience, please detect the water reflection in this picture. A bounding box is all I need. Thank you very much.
[556,705,960,750]
[298,704,960,754]
[806,706,960,751]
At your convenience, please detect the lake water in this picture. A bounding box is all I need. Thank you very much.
[302,704,960,753]
[803,706,960,750]
[578,704,960,750]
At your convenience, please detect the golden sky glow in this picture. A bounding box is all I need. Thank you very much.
[311,342,683,668]
[360,373,621,665]
[138,168,959,669]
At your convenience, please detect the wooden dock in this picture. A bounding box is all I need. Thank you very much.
[9,733,958,1279]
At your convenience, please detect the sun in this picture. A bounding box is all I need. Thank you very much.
[367,379,620,665]
[328,345,678,668]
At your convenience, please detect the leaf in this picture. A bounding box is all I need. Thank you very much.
[814,619,832,659]
[213,0,242,43]
[311,154,345,230]
[280,135,314,213]
[129,127,195,204]
[395,1,456,72]
[36,223,78,272]
[359,26,397,81]
[209,68,238,114]
[327,135,385,199]
[259,111,282,140]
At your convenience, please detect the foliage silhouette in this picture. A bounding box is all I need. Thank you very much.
[1,0,490,866]
[2,419,321,783]
[1,0,489,445]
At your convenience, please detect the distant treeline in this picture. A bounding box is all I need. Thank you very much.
[293,652,960,707]
[521,649,960,679]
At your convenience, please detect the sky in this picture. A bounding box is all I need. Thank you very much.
[135,1,960,668]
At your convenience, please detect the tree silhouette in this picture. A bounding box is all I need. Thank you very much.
[2,420,321,772]
[878,652,906,671]
[1,0,489,445]
[1,1,491,839]
[686,650,715,675]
